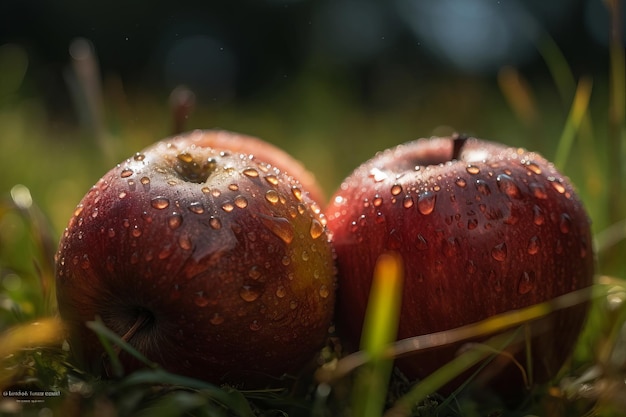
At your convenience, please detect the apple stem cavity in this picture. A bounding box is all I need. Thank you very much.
[452,134,469,160]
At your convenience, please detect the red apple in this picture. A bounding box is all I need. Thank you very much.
[55,130,336,386]
[326,135,594,396]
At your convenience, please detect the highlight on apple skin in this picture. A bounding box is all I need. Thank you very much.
[325,134,594,396]
[54,130,336,386]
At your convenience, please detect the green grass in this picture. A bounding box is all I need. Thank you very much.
[1,23,626,417]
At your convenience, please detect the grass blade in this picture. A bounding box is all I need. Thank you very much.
[352,252,404,417]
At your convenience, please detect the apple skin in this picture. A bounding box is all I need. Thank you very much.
[55,130,336,385]
[326,135,594,395]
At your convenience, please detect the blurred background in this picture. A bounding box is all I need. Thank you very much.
[0,0,624,273]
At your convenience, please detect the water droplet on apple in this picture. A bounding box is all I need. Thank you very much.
[151,197,170,209]
[168,213,183,229]
[265,190,280,204]
[194,292,209,307]
[290,300,298,310]
[158,244,173,259]
[466,165,480,175]
[548,177,566,194]
[524,161,542,175]
[120,168,133,178]
[265,175,279,186]
[529,182,548,199]
[133,152,145,161]
[533,205,545,225]
[416,234,428,250]
[249,320,262,331]
[234,195,248,208]
[373,195,383,207]
[496,174,522,199]
[209,216,221,229]
[228,183,239,191]
[80,255,90,270]
[178,234,192,250]
[211,189,221,197]
[310,219,324,239]
[491,243,507,261]
[442,237,457,257]
[559,213,572,234]
[188,202,204,214]
[276,286,287,298]
[302,251,310,261]
[108,228,115,238]
[391,184,403,195]
[527,236,540,254]
[243,168,259,178]
[261,216,294,244]
[240,285,261,302]
[291,186,303,201]
[417,192,436,215]
[517,271,535,294]
[475,180,491,196]
[369,167,388,182]
[403,195,414,208]
[248,266,261,280]
[221,202,235,212]
[455,178,467,188]
[177,152,193,163]
[210,313,224,325]
[467,218,478,230]
[140,176,150,191]
[319,284,330,299]
[131,225,142,237]
[118,191,127,199]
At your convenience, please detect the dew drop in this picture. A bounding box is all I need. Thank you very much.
[559,213,572,234]
[228,183,239,191]
[496,174,522,199]
[265,175,279,186]
[276,286,287,298]
[140,176,150,189]
[243,168,259,178]
[234,195,248,208]
[442,237,457,257]
[310,219,324,239]
[120,168,133,178]
[108,228,116,238]
[209,217,222,229]
[211,189,221,197]
[151,197,170,210]
[91,208,99,219]
[261,216,294,244]
[265,190,280,204]
[549,177,566,194]
[475,180,491,196]
[533,205,545,225]
[417,192,436,215]
[466,165,480,175]
[517,271,535,295]
[373,195,383,207]
[291,186,303,201]
[158,244,173,259]
[131,226,142,237]
[527,236,540,255]
[403,195,414,208]
[529,183,548,199]
[301,251,310,261]
[249,320,262,331]
[491,243,507,261]
[240,285,261,302]
[177,152,193,163]
[74,205,84,216]
[80,255,90,270]
[391,184,403,196]
[178,234,192,250]
[467,218,478,230]
[455,177,467,188]
[118,191,127,199]
[133,152,145,161]
[221,202,235,212]
[319,284,330,299]
[524,161,542,174]
[210,313,224,325]
[168,213,183,229]
[194,292,209,307]
[369,167,388,182]
[201,186,210,194]
[188,202,205,214]
[290,300,298,310]
[416,234,428,250]
[248,266,261,280]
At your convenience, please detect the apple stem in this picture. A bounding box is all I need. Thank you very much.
[102,310,153,377]
[452,134,469,160]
